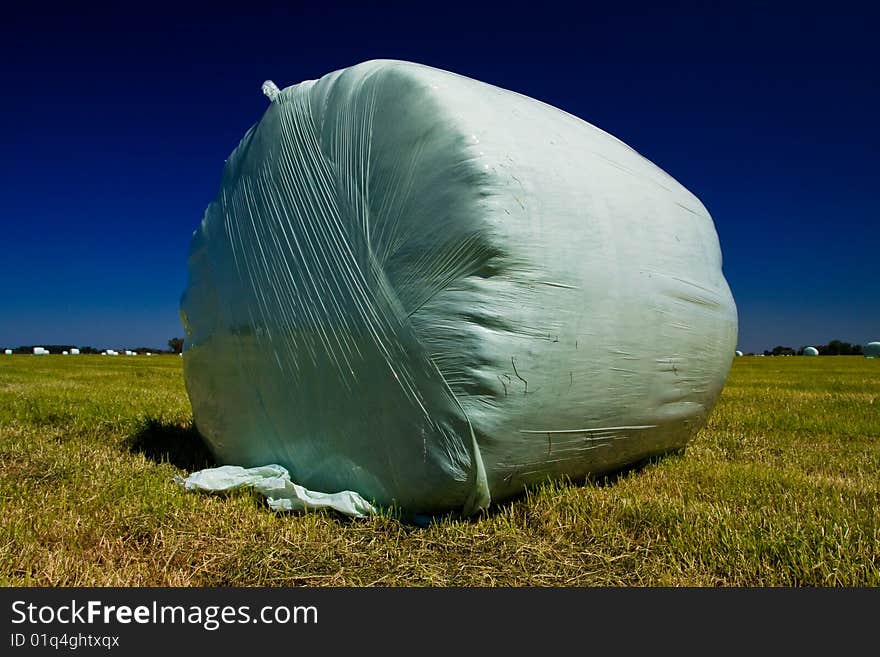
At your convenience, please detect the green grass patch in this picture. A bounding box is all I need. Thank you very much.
[1,354,878,586]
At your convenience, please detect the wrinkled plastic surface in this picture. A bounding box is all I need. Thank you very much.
[181,59,738,516]
[177,465,375,517]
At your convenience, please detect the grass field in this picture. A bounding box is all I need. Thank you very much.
[1,354,878,586]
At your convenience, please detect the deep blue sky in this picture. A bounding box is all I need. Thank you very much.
[1,1,877,352]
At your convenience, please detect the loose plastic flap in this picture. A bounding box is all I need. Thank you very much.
[178,465,376,518]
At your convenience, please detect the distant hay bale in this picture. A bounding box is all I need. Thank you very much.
[803,346,819,356]
[33,347,48,355]
[62,351,69,355]
[70,348,80,355]
[735,350,743,357]
[4,349,12,355]
[865,342,880,359]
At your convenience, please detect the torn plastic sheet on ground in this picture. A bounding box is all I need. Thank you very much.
[180,59,738,517]
[177,465,376,518]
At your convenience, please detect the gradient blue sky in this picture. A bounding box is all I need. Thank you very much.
[1,1,877,352]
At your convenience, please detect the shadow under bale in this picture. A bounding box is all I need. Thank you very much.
[587,447,687,488]
[410,447,689,527]
[127,419,216,471]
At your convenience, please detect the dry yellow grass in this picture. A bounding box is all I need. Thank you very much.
[1,355,878,586]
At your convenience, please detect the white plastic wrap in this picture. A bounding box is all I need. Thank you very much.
[177,465,375,517]
[181,60,738,516]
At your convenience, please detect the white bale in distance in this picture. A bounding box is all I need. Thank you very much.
[62,351,69,355]
[33,347,48,355]
[4,349,11,355]
[735,350,743,357]
[70,348,80,355]
[803,346,819,356]
[181,60,738,516]
[864,341,880,358]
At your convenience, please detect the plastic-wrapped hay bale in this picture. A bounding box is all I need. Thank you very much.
[864,342,880,359]
[70,348,80,355]
[4,349,12,355]
[181,60,738,515]
[804,346,819,356]
[735,350,743,357]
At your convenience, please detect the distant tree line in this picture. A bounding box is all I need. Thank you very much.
[758,340,865,357]
[5,344,173,354]
[6,345,99,355]
[808,340,863,356]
